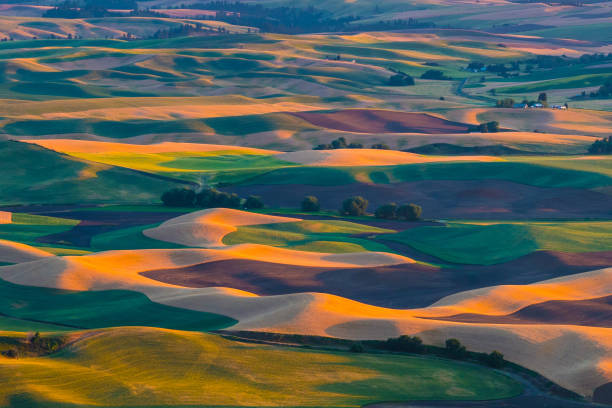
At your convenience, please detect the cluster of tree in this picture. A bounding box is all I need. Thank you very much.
[161,187,263,209]
[313,137,388,150]
[42,0,137,18]
[1,332,66,359]
[420,69,452,80]
[578,78,612,99]
[352,335,506,369]
[173,2,435,34]
[496,93,550,109]
[468,121,499,133]
[374,202,422,221]
[588,136,612,154]
[151,23,220,39]
[389,72,415,86]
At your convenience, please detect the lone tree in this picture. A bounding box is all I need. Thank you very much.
[301,196,320,212]
[245,195,264,209]
[161,187,195,207]
[538,92,548,106]
[421,69,451,80]
[397,203,422,221]
[375,202,398,220]
[340,196,368,216]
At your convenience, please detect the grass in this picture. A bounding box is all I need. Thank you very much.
[90,223,187,251]
[234,161,612,189]
[383,221,612,265]
[0,327,523,407]
[0,141,185,205]
[223,220,394,253]
[0,278,236,332]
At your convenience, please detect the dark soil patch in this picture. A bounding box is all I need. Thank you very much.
[427,295,612,328]
[290,110,471,134]
[221,180,612,219]
[34,210,188,247]
[141,251,612,308]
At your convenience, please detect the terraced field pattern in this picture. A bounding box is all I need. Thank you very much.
[0,0,611,407]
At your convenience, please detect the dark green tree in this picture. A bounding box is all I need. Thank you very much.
[161,188,195,207]
[245,195,264,209]
[375,203,398,220]
[340,196,368,216]
[301,196,320,212]
[397,203,422,221]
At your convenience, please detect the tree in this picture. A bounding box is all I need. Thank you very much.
[386,335,424,353]
[445,338,467,358]
[537,92,547,106]
[496,98,514,108]
[389,73,415,86]
[588,136,612,154]
[371,143,390,149]
[397,203,422,221]
[301,196,320,212]
[245,195,264,209]
[349,342,364,353]
[331,137,348,149]
[340,196,368,216]
[375,203,397,220]
[484,350,505,368]
[161,188,195,207]
[421,69,450,80]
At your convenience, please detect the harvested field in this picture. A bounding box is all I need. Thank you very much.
[290,110,472,134]
[141,250,612,308]
[276,149,500,166]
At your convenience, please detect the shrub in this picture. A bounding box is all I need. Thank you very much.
[301,196,320,212]
[445,338,467,358]
[588,136,612,154]
[161,187,195,207]
[375,203,397,220]
[397,203,422,221]
[348,142,363,148]
[470,121,499,133]
[340,196,368,216]
[245,195,264,209]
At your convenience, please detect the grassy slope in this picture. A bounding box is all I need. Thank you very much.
[0,141,186,204]
[223,220,394,253]
[0,278,235,332]
[0,327,523,407]
[227,161,612,189]
[383,221,612,264]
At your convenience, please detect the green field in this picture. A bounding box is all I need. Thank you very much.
[383,221,612,264]
[0,278,236,332]
[0,327,523,407]
[223,220,394,253]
